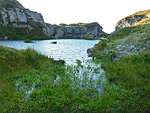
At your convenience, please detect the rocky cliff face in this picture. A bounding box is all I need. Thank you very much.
[0,6,104,39]
[0,8,44,30]
[43,22,103,39]
[115,10,150,30]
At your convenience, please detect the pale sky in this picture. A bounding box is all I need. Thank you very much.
[18,0,150,33]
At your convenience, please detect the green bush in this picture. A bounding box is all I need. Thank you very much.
[24,39,33,43]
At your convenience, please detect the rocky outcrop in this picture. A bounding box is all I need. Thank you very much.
[43,22,103,39]
[115,10,150,30]
[0,8,44,30]
[87,48,93,57]
[0,7,104,39]
[24,9,45,25]
[115,15,146,30]
[15,8,27,23]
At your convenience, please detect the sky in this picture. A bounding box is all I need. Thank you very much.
[18,0,150,33]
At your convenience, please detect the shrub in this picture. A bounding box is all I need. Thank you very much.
[24,39,33,43]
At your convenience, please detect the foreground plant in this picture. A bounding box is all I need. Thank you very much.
[1,45,149,112]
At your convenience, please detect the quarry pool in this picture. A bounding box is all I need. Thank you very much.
[0,39,99,65]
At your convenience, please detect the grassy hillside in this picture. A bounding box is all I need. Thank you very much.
[1,45,148,113]
[92,19,150,112]
[0,46,66,112]
[0,0,24,9]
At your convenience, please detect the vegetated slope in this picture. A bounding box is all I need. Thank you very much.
[92,10,150,112]
[0,45,66,112]
[0,23,53,40]
[0,0,24,9]
[116,9,150,30]
[1,45,148,113]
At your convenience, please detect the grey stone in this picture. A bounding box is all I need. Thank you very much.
[25,9,45,25]
[116,45,121,49]
[65,27,73,34]
[12,23,34,30]
[0,8,8,25]
[4,36,8,40]
[43,24,55,36]
[116,15,146,30]
[139,50,143,53]
[87,48,93,56]
[55,27,64,38]
[106,50,113,55]
[81,27,87,33]
[15,8,27,23]
[127,45,135,51]
[8,8,18,22]
[0,7,104,39]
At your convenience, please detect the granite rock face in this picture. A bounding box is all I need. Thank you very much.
[0,8,44,30]
[0,7,104,39]
[43,22,103,39]
[24,9,45,25]
[0,8,9,25]
[8,8,18,23]
[15,8,27,23]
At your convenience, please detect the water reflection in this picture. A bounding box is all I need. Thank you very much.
[0,39,99,65]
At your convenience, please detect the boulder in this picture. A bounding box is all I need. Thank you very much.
[87,48,93,56]
[51,41,57,44]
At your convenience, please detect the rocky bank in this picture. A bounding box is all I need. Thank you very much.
[88,9,150,60]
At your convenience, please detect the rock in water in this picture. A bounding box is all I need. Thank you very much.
[51,42,57,44]
[87,48,93,56]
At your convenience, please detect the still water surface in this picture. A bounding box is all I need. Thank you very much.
[0,39,107,95]
[0,39,99,65]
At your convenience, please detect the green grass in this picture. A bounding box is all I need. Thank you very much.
[111,24,150,40]
[58,22,100,28]
[92,45,150,112]
[105,52,150,112]
[92,24,150,58]
[91,22,150,112]
[1,45,146,112]
[0,46,66,112]
[1,22,150,112]
[24,39,33,43]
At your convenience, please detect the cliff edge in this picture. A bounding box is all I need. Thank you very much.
[116,9,150,30]
[0,0,105,40]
